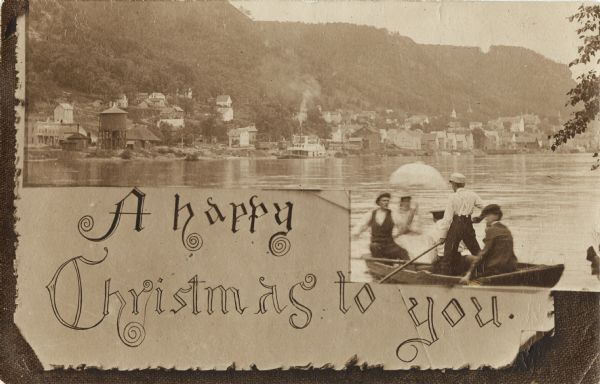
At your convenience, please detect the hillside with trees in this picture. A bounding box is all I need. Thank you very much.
[27,1,574,129]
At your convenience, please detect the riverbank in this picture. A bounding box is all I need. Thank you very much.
[26,145,279,162]
[25,145,595,163]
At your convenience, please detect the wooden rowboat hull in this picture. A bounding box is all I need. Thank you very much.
[365,260,564,287]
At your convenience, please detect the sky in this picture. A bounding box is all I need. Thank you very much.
[231,1,584,65]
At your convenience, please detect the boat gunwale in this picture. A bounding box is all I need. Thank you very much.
[363,259,565,287]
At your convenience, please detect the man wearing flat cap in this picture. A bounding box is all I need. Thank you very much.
[352,192,410,261]
[433,172,484,275]
[460,204,518,284]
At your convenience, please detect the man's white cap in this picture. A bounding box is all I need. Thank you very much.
[449,172,466,184]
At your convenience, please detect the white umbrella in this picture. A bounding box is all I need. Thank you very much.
[389,161,448,189]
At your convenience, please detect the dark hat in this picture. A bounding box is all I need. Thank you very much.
[375,192,391,204]
[430,210,445,221]
[473,204,503,223]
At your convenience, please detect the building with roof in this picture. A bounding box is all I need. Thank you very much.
[148,92,167,108]
[432,131,448,151]
[54,103,74,124]
[216,95,234,122]
[488,116,526,133]
[421,133,437,151]
[353,126,382,151]
[446,132,457,150]
[34,120,85,147]
[514,133,542,149]
[386,129,422,150]
[322,111,343,124]
[61,132,89,151]
[134,92,149,104]
[126,125,161,150]
[98,105,128,150]
[216,95,232,108]
[228,125,258,148]
[469,122,483,130]
[483,130,500,150]
[160,106,185,119]
[455,134,468,150]
[116,94,128,109]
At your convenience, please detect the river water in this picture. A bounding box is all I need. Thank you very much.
[25,153,600,290]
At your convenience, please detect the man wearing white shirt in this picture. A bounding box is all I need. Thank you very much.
[352,192,409,260]
[433,172,484,275]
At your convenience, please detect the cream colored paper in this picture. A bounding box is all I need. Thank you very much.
[15,188,553,369]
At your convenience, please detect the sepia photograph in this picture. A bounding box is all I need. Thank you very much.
[4,0,600,377]
[349,173,566,288]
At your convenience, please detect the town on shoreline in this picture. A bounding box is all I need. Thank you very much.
[26,90,600,162]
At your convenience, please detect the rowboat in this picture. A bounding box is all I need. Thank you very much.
[364,259,564,287]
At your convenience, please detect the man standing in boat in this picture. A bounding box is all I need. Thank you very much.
[433,172,484,275]
[352,192,410,260]
[459,204,518,284]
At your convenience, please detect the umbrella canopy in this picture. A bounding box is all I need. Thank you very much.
[389,161,448,189]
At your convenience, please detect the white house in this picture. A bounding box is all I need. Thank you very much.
[116,94,128,109]
[331,126,351,143]
[431,131,448,151]
[216,95,234,122]
[148,92,167,108]
[322,111,343,124]
[216,95,232,108]
[455,134,468,150]
[218,107,234,122]
[510,117,525,132]
[469,122,483,130]
[228,125,257,148]
[54,103,74,124]
[446,132,457,150]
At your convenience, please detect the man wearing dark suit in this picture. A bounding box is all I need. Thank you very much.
[460,204,518,284]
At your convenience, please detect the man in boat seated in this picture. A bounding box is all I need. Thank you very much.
[459,204,518,284]
[432,172,484,276]
[352,192,410,261]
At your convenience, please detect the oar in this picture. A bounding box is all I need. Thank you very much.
[379,241,444,283]
[360,256,404,263]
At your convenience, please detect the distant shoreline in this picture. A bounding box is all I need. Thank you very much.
[24,145,595,163]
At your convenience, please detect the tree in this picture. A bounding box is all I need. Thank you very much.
[254,103,294,141]
[158,121,175,145]
[201,115,218,141]
[551,5,600,150]
[306,108,329,139]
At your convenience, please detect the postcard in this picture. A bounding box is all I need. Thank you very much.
[6,0,600,372]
